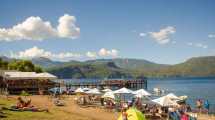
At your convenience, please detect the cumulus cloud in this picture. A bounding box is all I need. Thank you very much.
[98,48,119,57]
[208,34,215,38]
[10,46,81,61]
[186,42,208,49]
[148,26,176,44]
[0,14,80,41]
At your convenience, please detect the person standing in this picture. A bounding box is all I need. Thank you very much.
[204,100,210,114]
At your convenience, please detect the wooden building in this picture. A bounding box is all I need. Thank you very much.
[0,71,59,94]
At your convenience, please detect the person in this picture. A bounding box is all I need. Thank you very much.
[204,100,210,113]
[122,108,128,120]
[16,97,25,108]
[180,111,189,120]
[196,99,201,112]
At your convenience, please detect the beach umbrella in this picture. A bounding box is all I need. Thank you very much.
[49,87,66,94]
[102,91,115,99]
[113,87,133,94]
[83,87,91,92]
[85,88,101,95]
[165,93,180,100]
[102,88,112,92]
[133,89,151,97]
[179,95,188,100]
[117,108,146,120]
[75,88,85,93]
[152,96,178,107]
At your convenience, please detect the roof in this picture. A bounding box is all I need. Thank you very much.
[3,71,57,80]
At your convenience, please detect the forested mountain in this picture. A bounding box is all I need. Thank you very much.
[1,56,215,79]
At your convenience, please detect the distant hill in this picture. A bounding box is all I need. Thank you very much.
[86,58,168,71]
[2,56,215,79]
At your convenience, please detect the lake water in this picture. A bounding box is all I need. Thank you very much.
[147,78,215,113]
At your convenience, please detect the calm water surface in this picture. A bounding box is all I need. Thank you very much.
[148,78,215,112]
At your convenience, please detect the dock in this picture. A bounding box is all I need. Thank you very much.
[58,78,147,90]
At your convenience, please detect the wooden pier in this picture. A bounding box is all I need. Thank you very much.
[62,78,147,90]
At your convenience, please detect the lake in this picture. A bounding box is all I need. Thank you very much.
[148,78,215,113]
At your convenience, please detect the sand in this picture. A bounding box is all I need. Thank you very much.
[2,95,215,120]
[7,95,119,120]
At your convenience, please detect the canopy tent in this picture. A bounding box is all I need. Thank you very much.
[117,108,146,120]
[113,87,133,94]
[85,88,101,95]
[152,96,178,107]
[102,88,112,92]
[133,89,151,97]
[102,91,115,99]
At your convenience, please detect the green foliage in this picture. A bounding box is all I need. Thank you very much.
[0,58,43,73]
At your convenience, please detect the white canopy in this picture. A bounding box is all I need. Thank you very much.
[113,87,133,94]
[152,96,178,107]
[102,91,115,99]
[133,89,151,97]
[102,88,112,92]
[85,88,101,95]
[75,88,84,93]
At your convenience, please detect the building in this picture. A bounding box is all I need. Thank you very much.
[0,70,59,94]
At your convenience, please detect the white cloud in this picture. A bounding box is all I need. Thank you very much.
[8,47,120,61]
[10,46,81,61]
[139,33,146,37]
[186,42,208,49]
[86,51,97,58]
[98,48,119,57]
[148,26,176,44]
[208,34,215,38]
[57,14,80,39]
[0,14,80,41]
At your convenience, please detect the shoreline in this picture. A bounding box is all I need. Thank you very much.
[1,95,215,120]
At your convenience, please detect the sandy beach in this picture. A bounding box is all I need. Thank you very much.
[1,95,215,120]
[1,95,119,120]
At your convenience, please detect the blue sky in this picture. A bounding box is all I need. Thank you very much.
[0,0,215,64]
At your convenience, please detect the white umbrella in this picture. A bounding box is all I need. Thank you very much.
[165,93,180,101]
[152,96,178,107]
[113,87,133,94]
[102,91,115,99]
[83,88,91,91]
[86,88,101,95]
[133,89,151,97]
[75,88,84,93]
[102,88,112,92]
